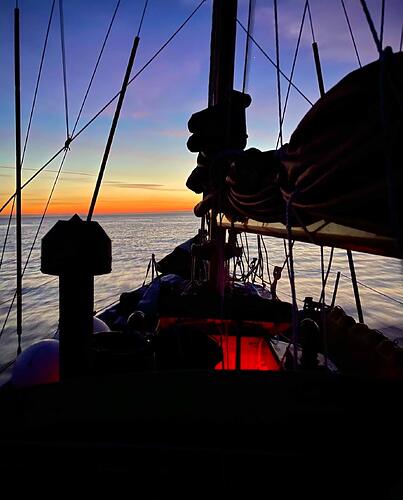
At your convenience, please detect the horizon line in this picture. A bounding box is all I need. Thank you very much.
[0,209,195,218]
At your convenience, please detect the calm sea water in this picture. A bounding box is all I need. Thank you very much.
[1,212,402,376]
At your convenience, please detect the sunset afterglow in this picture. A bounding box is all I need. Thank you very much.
[0,0,402,216]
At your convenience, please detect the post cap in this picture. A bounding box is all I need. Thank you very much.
[41,214,112,276]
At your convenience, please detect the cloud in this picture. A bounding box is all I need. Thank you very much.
[104,181,185,192]
[129,111,151,119]
[158,128,188,138]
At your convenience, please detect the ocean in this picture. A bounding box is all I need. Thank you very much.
[1,212,402,379]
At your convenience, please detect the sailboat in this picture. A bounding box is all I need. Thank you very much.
[1,0,403,496]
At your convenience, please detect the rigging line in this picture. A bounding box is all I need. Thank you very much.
[318,246,334,303]
[0,198,15,272]
[282,239,291,282]
[275,1,308,150]
[0,165,94,176]
[260,236,272,286]
[273,0,283,147]
[59,0,70,138]
[0,0,207,215]
[242,0,255,93]
[22,0,56,166]
[339,272,403,306]
[380,0,385,49]
[0,150,69,342]
[1,1,56,276]
[281,239,295,272]
[71,0,208,144]
[306,1,316,43]
[320,246,328,368]
[340,0,362,68]
[0,146,65,214]
[359,0,382,54]
[0,277,58,308]
[137,0,149,37]
[400,23,403,51]
[237,20,313,106]
[71,0,121,136]
[87,33,140,221]
[285,197,299,370]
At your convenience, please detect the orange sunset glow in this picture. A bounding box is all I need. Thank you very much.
[1,190,199,216]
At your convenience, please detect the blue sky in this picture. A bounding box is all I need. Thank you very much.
[0,0,401,214]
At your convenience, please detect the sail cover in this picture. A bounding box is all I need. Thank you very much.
[217,51,403,258]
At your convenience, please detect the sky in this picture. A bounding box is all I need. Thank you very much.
[0,0,402,216]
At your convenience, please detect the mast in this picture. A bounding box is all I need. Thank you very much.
[207,0,238,296]
[14,6,22,355]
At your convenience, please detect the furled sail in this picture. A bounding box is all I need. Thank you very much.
[187,51,403,258]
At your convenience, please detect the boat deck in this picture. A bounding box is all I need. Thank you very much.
[0,370,402,497]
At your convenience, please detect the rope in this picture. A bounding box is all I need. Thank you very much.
[340,0,362,67]
[306,1,316,42]
[0,146,65,214]
[21,0,56,165]
[137,0,149,37]
[0,151,69,341]
[71,0,121,137]
[318,247,334,303]
[242,0,255,94]
[359,0,382,54]
[0,277,57,309]
[0,1,56,277]
[320,246,328,368]
[338,272,403,306]
[58,0,70,139]
[0,0,120,328]
[275,1,308,149]
[0,198,15,272]
[87,31,140,221]
[237,20,313,106]
[273,0,283,147]
[400,23,403,51]
[0,0,207,215]
[0,165,95,177]
[379,0,385,49]
[285,196,299,370]
[282,239,292,282]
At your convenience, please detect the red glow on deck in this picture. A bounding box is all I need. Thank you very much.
[211,335,280,371]
[158,317,284,371]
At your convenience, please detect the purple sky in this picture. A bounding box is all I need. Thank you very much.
[0,0,402,214]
